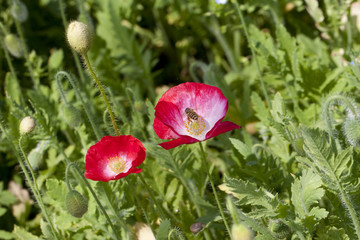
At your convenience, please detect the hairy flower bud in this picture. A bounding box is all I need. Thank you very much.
[11,0,28,22]
[62,104,82,128]
[190,222,204,234]
[19,116,35,135]
[65,190,88,218]
[66,21,93,54]
[231,224,253,240]
[4,34,24,58]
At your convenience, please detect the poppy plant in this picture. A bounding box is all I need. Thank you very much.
[153,82,241,150]
[84,135,146,182]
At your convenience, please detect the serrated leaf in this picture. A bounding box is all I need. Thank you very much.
[229,138,252,158]
[12,225,41,240]
[270,92,285,122]
[305,0,324,22]
[291,169,327,219]
[219,178,279,217]
[44,178,67,211]
[251,92,270,124]
[156,219,171,240]
[5,72,23,105]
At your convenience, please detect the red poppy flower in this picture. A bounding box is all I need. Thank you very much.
[153,82,241,150]
[84,135,146,182]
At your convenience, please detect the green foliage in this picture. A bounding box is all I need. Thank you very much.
[2,0,360,239]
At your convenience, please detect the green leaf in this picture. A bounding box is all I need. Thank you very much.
[291,169,327,220]
[251,92,270,125]
[0,230,14,239]
[44,178,67,211]
[229,138,252,158]
[219,178,279,217]
[156,219,171,240]
[48,49,64,70]
[5,72,23,105]
[270,92,285,122]
[12,225,41,240]
[304,0,324,22]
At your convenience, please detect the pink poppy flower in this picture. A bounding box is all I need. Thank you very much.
[153,82,241,150]
[84,135,146,182]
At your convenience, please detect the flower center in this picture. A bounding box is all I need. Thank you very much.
[184,116,206,136]
[108,156,126,174]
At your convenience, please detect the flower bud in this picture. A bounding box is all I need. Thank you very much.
[65,190,88,218]
[231,223,253,240]
[66,21,93,54]
[62,104,82,128]
[343,118,360,147]
[19,116,35,135]
[11,0,28,23]
[190,222,204,234]
[4,34,24,58]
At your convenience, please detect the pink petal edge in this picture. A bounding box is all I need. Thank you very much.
[205,121,241,140]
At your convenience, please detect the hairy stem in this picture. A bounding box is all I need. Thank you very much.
[199,142,231,238]
[83,54,119,136]
[233,1,271,109]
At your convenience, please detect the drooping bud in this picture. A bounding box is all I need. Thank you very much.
[4,34,24,58]
[62,104,82,128]
[231,223,253,240]
[19,116,35,135]
[190,222,204,234]
[343,118,360,147]
[65,190,88,218]
[28,140,49,169]
[66,21,93,54]
[11,0,28,23]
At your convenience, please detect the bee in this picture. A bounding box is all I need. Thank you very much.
[185,108,198,121]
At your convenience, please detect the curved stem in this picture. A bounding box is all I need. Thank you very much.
[65,163,73,191]
[63,155,121,240]
[323,94,358,138]
[56,75,68,104]
[14,19,39,88]
[198,142,231,238]
[138,173,167,219]
[83,54,119,136]
[168,153,212,240]
[56,71,102,140]
[189,61,208,83]
[233,1,271,109]
[100,182,135,238]
[17,135,60,239]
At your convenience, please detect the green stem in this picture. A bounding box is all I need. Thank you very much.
[138,173,167,219]
[168,153,212,240]
[323,94,358,138]
[14,19,39,88]
[56,71,102,140]
[83,54,119,136]
[100,182,135,238]
[63,158,121,240]
[0,23,20,84]
[233,1,271,109]
[58,0,88,91]
[198,142,231,237]
[65,163,73,191]
[17,135,60,239]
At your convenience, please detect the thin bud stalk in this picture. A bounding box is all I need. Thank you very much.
[83,54,119,136]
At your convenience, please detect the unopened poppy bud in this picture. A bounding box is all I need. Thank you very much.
[62,104,82,128]
[19,116,35,135]
[11,0,28,22]
[4,34,24,58]
[343,118,360,147]
[190,222,204,234]
[231,223,253,240]
[66,21,93,54]
[65,190,88,218]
